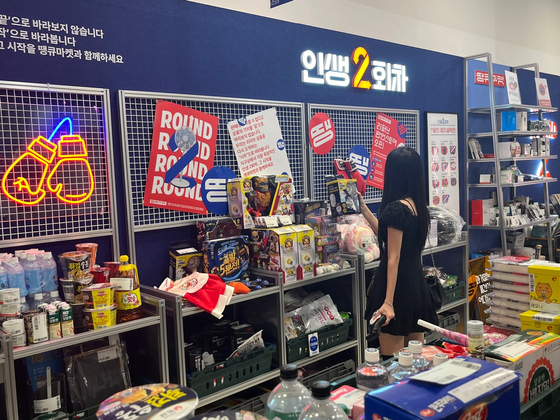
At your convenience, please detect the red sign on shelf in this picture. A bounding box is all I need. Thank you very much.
[309,112,335,155]
[475,70,506,87]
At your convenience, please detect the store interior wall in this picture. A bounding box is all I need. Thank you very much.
[0,0,557,285]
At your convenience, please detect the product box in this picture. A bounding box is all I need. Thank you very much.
[520,310,560,334]
[290,225,317,280]
[201,236,250,282]
[364,357,520,420]
[169,242,204,281]
[248,227,297,283]
[330,386,365,420]
[500,111,517,131]
[506,231,525,250]
[471,199,495,226]
[497,141,514,159]
[327,178,359,217]
[294,199,326,224]
[227,177,256,229]
[517,111,528,131]
[196,218,239,248]
[529,264,560,313]
[485,330,560,404]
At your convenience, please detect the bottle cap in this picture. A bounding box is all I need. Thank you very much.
[279,364,298,380]
[365,348,380,363]
[398,351,413,366]
[34,293,43,299]
[311,380,331,399]
[433,353,449,366]
[45,252,52,258]
[14,251,21,258]
[27,254,36,261]
[467,320,484,334]
[21,253,29,260]
[50,291,59,298]
[10,258,19,264]
[120,255,129,263]
[20,297,26,303]
[408,340,423,354]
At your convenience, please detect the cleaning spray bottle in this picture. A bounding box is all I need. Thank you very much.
[111,255,142,323]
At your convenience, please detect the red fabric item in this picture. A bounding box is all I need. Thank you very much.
[344,159,367,195]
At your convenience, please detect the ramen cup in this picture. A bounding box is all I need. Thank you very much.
[59,251,92,280]
[76,243,98,266]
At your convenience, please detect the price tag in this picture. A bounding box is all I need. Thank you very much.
[98,347,118,363]
[279,215,293,226]
[411,358,480,385]
[308,332,319,356]
[34,396,61,413]
[111,278,134,291]
[264,217,279,228]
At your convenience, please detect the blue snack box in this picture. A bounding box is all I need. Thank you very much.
[365,357,521,420]
[202,236,250,282]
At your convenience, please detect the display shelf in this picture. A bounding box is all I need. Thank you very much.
[197,369,280,407]
[364,260,381,270]
[12,316,162,360]
[293,339,359,368]
[438,298,468,314]
[468,178,557,188]
[468,131,557,138]
[468,155,557,163]
[182,286,280,316]
[283,267,356,291]
[469,217,556,231]
[468,104,558,114]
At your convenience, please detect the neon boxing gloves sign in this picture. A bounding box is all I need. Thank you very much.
[2,118,95,205]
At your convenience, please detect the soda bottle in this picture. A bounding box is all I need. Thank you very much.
[266,364,311,420]
[112,255,142,323]
[356,348,388,391]
[298,381,348,420]
[389,352,418,383]
[408,340,430,372]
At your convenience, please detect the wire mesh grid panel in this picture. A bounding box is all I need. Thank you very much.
[120,93,306,228]
[307,104,419,202]
[0,84,113,244]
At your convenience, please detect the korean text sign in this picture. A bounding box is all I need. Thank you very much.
[144,101,218,214]
[227,107,293,179]
[366,113,406,190]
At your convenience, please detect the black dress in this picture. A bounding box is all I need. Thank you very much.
[364,200,439,336]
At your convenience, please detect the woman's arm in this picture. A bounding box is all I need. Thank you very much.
[372,226,403,325]
[357,193,379,234]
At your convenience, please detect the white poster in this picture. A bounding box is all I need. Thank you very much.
[535,77,552,107]
[504,70,522,105]
[227,107,293,179]
[427,113,460,214]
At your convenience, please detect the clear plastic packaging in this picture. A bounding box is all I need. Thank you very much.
[389,352,418,383]
[284,294,343,338]
[356,348,388,391]
[428,206,465,245]
[266,364,311,420]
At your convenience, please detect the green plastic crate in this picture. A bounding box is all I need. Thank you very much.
[188,344,276,398]
[287,318,353,363]
[443,281,465,306]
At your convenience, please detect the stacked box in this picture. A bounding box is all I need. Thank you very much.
[202,236,250,282]
[529,263,560,314]
[305,215,341,265]
[169,242,203,281]
[248,227,297,283]
[290,225,317,280]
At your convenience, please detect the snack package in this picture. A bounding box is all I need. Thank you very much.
[227,330,265,359]
[284,294,342,338]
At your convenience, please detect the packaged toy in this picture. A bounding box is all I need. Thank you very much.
[529,264,560,314]
[327,177,360,217]
[227,177,255,229]
[202,236,250,282]
[196,218,239,248]
[290,225,317,280]
[344,223,379,263]
[169,241,203,281]
[294,199,327,224]
[249,227,297,283]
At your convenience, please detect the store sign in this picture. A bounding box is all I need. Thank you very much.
[201,166,236,215]
[474,70,506,87]
[348,145,369,177]
[309,113,335,155]
[300,47,409,92]
[2,117,95,206]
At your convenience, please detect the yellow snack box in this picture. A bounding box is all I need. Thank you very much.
[529,264,560,314]
[521,310,560,335]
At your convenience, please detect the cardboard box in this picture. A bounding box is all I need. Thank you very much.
[330,385,365,419]
[516,112,528,131]
[290,225,317,280]
[500,111,517,131]
[202,236,250,282]
[471,199,495,226]
[294,200,326,224]
[364,356,520,419]
[248,227,297,283]
[521,310,560,335]
[196,218,239,248]
[327,178,359,217]
[529,264,560,313]
[227,177,256,229]
[169,242,203,281]
[485,330,560,404]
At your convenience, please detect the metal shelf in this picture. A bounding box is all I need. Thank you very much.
[468,131,557,138]
[182,286,280,316]
[438,298,468,314]
[469,217,556,231]
[283,267,356,291]
[468,104,558,114]
[364,260,381,271]
[198,369,280,407]
[468,155,557,163]
[294,340,359,368]
[13,316,161,360]
[468,178,557,188]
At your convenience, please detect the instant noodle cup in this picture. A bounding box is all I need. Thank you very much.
[76,243,98,266]
[82,283,115,309]
[92,266,110,284]
[83,304,117,330]
[58,251,92,280]
[104,261,121,279]
[60,275,93,303]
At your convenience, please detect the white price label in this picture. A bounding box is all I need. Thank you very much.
[279,215,293,226]
[110,278,134,291]
[449,368,518,403]
[264,217,279,228]
[98,347,118,363]
[34,396,61,413]
[493,341,533,360]
[411,359,481,385]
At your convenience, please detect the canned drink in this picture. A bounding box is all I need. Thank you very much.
[0,288,20,305]
[12,332,26,348]
[60,305,74,337]
[23,311,48,344]
[2,318,25,335]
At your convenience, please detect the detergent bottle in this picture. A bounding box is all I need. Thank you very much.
[111,255,142,323]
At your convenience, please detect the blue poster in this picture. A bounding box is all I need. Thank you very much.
[201,166,237,215]
[347,145,369,177]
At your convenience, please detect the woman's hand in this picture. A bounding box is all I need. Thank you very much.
[370,301,395,326]
[357,192,367,210]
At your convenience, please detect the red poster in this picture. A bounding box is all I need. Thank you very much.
[366,113,407,190]
[144,101,218,214]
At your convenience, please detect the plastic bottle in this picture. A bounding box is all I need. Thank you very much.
[29,293,45,309]
[298,381,348,420]
[389,352,418,383]
[432,353,448,366]
[112,255,143,323]
[266,364,311,420]
[20,296,30,312]
[356,348,389,391]
[467,320,485,359]
[23,253,42,295]
[48,290,62,303]
[408,340,430,372]
[4,257,27,298]
[0,264,8,290]
[39,252,58,293]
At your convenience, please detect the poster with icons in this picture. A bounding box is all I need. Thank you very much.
[427,113,460,214]
[535,77,552,107]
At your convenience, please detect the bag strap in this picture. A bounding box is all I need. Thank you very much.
[427,233,437,271]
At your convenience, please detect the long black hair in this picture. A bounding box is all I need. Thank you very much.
[379,147,429,249]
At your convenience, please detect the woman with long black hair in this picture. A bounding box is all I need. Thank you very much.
[359,146,439,360]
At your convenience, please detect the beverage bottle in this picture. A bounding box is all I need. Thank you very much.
[48,290,62,303]
[29,293,45,309]
[20,296,30,312]
[4,257,28,298]
[39,252,58,293]
[388,352,418,383]
[23,253,42,295]
[112,255,143,323]
[0,264,8,290]
[432,353,448,366]
[467,320,485,359]
[266,364,311,420]
[408,340,430,372]
[298,381,348,420]
[356,348,388,391]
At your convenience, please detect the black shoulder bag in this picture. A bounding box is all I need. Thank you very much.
[425,237,445,311]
